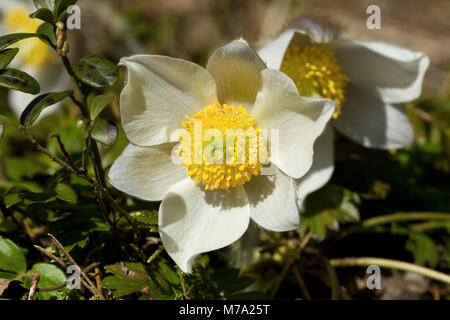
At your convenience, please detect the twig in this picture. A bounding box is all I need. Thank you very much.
[28,273,40,300]
[20,126,139,239]
[292,265,311,300]
[270,232,312,299]
[50,133,74,166]
[330,257,450,285]
[47,233,102,298]
[147,245,164,264]
[327,212,450,248]
[38,282,67,292]
[37,262,101,293]
[94,267,103,299]
[34,245,67,270]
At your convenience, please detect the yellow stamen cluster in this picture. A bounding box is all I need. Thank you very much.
[280,44,349,118]
[179,103,266,190]
[3,6,55,70]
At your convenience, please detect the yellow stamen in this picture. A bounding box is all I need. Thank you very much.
[280,44,349,118]
[3,5,55,71]
[178,103,266,190]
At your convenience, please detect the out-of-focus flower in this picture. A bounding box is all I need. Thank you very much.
[0,0,143,120]
[258,17,430,203]
[109,39,335,272]
[0,0,69,119]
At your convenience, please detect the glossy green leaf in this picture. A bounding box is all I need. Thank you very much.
[55,183,77,203]
[0,69,40,94]
[29,263,68,300]
[0,33,38,50]
[89,95,113,121]
[91,120,118,145]
[55,0,78,15]
[37,23,57,47]
[0,236,27,273]
[29,8,54,23]
[0,48,19,69]
[71,55,119,88]
[33,0,56,12]
[20,90,72,126]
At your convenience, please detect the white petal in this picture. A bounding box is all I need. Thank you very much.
[206,39,265,109]
[251,69,335,179]
[245,168,299,232]
[108,142,187,201]
[119,55,218,147]
[159,178,250,273]
[257,30,295,70]
[328,39,430,103]
[333,85,413,149]
[296,128,334,207]
[257,29,311,70]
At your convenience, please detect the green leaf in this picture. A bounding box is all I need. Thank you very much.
[211,269,253,296]
[20,90,72,126]
[37,23,57,47]
[55,0,78,15]
[33,0,56,12]
[131,210,158,231]
[102,276,147,298]
[19,189,56,202]
[29,263,67,300]
[29,8,54,23]
[91,120,118,145]
[0,114,16,125]
[102,262,151,298]
[0,33,39,50]
[303,184,360,241]
[0,236,27,273]
[55,183,77,203]
[157,260,180,285]
[89,95,113,121]
[71,55,119,88]
[406,233,439,268]
[0,69,40,94]
[4,193,22,208]
[0,48,19,69]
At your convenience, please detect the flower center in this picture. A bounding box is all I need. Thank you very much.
[3,5,56,71]
[178,103,266,190]
[280,44,349,118]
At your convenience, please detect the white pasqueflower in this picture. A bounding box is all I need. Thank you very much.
[257,21,430,203]
[0,0,69,119]
[109,39,335,273]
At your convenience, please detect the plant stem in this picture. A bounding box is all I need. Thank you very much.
[330,257,450,285]
[334,212,450,241]
[362,212,450,228]
[270,231,312,299]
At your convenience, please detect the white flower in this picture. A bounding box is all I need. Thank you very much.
[0,0,70,119]
[257,24,430,203]
[109,39,335,273]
